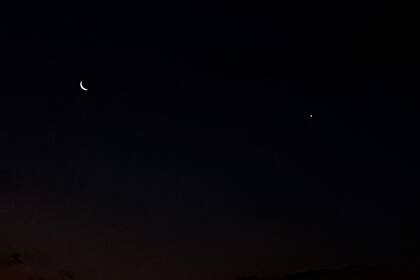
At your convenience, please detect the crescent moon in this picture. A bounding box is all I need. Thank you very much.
[80,81,88,91]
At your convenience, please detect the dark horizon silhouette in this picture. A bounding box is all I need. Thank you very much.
[2,250,420,280]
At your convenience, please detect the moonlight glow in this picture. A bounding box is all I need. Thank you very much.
[80,81,88,91]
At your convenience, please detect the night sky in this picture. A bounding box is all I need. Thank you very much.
[1,2,420,280]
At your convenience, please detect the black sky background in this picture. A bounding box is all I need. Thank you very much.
[1,2,420,280]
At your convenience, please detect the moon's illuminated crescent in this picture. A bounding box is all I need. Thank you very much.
[80,81,88,91]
